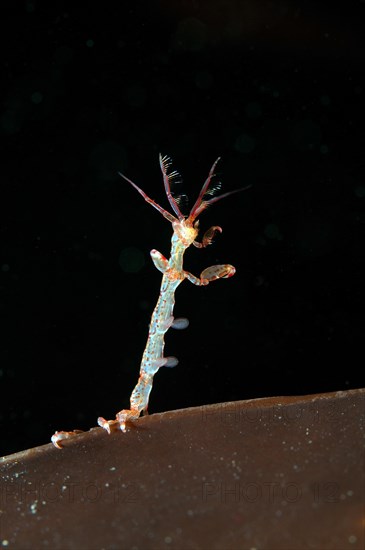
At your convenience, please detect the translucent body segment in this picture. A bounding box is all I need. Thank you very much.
[162,315,174,331]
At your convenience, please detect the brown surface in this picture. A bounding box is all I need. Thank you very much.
[1,388,364,549]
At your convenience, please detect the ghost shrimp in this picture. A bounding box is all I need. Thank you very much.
[52,155,245,447]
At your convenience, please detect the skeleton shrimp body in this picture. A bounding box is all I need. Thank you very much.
[52,155,242,447]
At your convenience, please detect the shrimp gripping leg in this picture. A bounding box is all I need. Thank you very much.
[51,430,84,449]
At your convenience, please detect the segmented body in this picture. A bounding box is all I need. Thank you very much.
[52,155,244,447]
[127,231,189,420]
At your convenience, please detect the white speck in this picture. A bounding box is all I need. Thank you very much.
[348,535,357,544]
[1,541,9,547]
[168,464,172,469]
[164,536,172,544]
[109,467,116,471]
[30,501,38,514]
[105,483,110,487]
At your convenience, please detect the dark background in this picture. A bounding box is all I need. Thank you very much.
[1,1,364,456]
